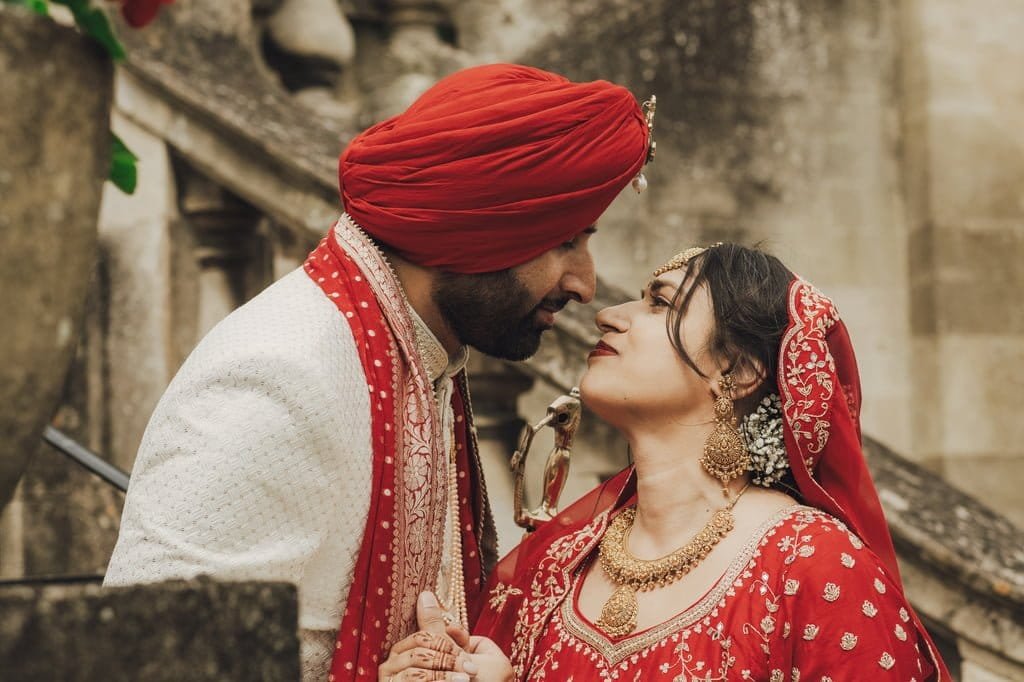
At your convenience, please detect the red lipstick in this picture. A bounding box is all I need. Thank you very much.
[588,340,618,360]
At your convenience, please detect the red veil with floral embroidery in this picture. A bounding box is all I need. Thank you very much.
[473,277,950,681]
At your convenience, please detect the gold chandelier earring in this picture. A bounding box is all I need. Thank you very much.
[700,373,751,498]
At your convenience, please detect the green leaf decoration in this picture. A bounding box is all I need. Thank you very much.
[109,134,138,195]
[1,0,50,15]
[52,0,126,60]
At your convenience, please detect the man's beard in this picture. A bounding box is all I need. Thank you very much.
[432,269,569,361]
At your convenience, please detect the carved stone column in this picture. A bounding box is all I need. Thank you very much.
[388,0,447,44]
[466,354,534,554]
[179,172,266,339]
[355,0,471,120]
[265,218,315,281]
[899,0,1024,529]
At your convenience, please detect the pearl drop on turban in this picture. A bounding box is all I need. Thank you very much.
[338,63,650,274]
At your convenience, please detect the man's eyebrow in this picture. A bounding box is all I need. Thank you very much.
[583,225,598,234]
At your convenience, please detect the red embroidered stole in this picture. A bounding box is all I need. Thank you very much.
[474,469,635,678]
[305,220,490,681]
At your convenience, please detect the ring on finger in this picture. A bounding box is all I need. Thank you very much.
[434,648,453,670]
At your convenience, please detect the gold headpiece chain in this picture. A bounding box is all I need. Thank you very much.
[652,243,723,278]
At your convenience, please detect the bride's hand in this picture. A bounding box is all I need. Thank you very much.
[462,636,513,682]
[378,592,478,682]
[444,626,513,682]
[446,610,516,679]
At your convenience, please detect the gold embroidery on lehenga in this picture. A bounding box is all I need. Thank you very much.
[530,507,891,681]
[487,583,524,613]
[558,506,812,668]
[510,511,610,679]
[822,583,840,602]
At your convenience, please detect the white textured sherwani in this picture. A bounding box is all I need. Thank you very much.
[104,265,467,680]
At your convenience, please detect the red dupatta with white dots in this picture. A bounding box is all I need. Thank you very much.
[305,217,489,681]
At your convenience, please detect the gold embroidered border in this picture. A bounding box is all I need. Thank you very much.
[779,280,839,465]
[511,511,611,679]
[559,505,817,666]
[334,215,448,645]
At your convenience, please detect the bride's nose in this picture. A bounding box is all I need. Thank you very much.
[595,303,629,334]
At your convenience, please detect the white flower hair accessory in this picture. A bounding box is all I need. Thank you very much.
[740,394,789,486]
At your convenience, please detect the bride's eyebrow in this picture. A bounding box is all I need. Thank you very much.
[641,278,676,299]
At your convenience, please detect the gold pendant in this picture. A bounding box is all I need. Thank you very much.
[597,584,639,638]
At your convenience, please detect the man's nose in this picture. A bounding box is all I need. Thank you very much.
[562,249,597,304]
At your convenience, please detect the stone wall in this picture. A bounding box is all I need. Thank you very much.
[498,0,921,508]
[0,8,112,510]
[899,0,1024,529]
[458,0,1023,529]
[0,579,299,680]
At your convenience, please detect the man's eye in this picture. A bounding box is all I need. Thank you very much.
[561,240,576,250]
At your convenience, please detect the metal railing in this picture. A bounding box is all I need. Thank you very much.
[41,426,129,492]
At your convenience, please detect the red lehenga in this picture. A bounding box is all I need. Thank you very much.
[473,278,950,681]
[482,499,934,681]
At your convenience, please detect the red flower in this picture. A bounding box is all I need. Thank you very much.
[121,0,174,28]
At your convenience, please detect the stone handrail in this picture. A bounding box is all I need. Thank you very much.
[0,578,299,679]
[117,30,1024,671]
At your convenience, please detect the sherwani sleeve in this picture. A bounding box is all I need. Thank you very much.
[104,270,374,682]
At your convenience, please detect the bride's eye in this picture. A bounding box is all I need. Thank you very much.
[649,296,671,309]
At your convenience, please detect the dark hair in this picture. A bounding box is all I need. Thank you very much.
[666,243,794,405]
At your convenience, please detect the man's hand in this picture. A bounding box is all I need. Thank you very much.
[378,592,478,682]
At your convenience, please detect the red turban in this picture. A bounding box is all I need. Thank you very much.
[338,64,649,274]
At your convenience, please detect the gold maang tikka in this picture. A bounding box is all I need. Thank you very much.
[652,245,713,277]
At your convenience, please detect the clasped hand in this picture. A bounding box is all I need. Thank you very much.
[378,592,512,682]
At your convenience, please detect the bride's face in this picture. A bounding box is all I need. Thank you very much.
[579,268,719,425]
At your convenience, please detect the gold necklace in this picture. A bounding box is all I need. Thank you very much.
[596,485,749,637]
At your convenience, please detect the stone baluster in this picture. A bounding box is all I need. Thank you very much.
[179,172,265,339]
[465,354,535,552]
[262,0,357,122]
[388,0,447,46]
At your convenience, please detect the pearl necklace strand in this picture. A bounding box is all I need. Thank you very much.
[438,438,468,627]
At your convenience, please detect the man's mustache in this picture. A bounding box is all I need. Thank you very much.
[535,296,572,314]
